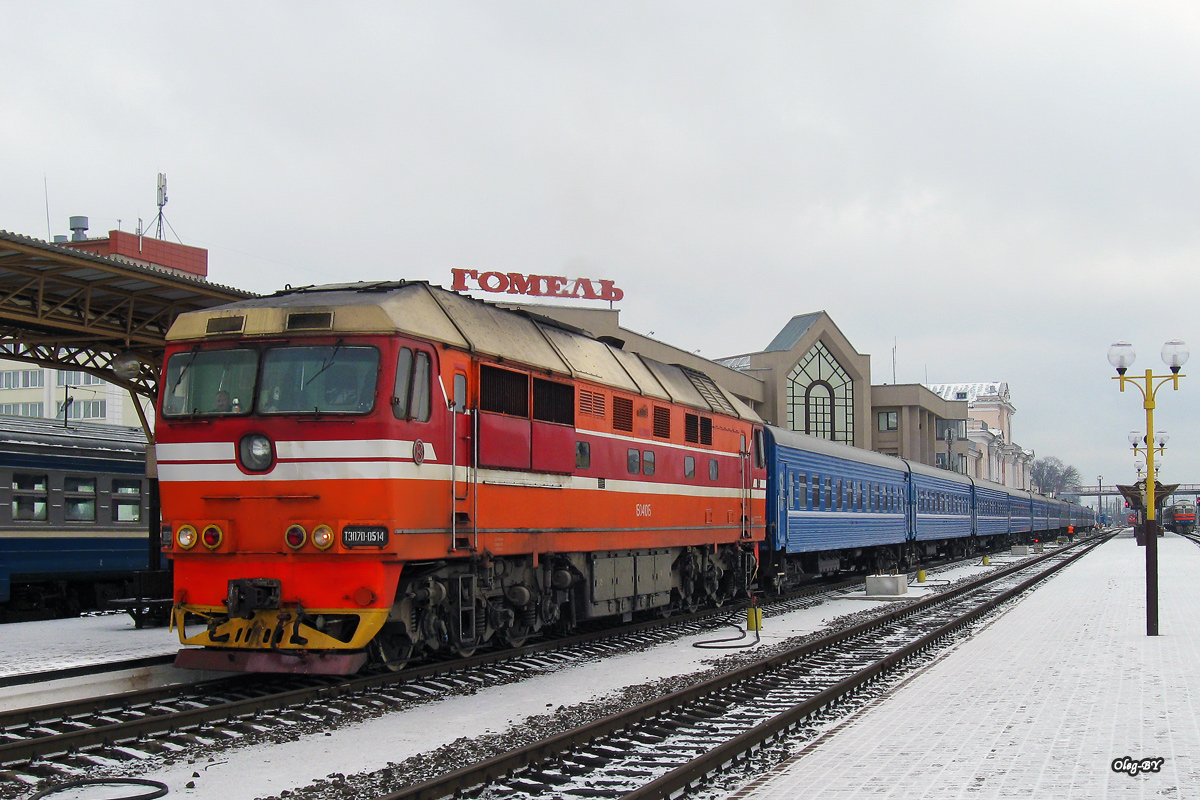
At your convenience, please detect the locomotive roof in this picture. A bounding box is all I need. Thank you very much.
[166,281,760,421]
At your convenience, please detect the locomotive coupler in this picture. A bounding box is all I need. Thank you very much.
[226,578,282,618]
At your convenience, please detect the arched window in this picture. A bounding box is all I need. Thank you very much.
[804,381,833,439]
[787,341,854,444]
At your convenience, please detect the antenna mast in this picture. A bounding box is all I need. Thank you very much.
[153,173,168,239]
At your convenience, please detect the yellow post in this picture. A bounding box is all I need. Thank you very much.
[983,555,990,566]
[916,569,926,583]
[1111,340,1186,637]
[747,606,763,631]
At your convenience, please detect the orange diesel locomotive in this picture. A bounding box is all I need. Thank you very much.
[162,282,765,673]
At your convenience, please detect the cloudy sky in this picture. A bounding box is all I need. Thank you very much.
[4,2,1199,498]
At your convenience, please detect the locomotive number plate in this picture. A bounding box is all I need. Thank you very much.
[341,525,390,548]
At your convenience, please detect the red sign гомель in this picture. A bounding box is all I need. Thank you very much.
[451,269,623,301]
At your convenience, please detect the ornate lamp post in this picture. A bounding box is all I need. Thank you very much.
[1108,339,1188,636]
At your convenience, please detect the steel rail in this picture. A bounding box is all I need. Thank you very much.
[0,577,850,768]
[373,535,1104,800]
[623,534,1108,800]
[0,539,1066,770]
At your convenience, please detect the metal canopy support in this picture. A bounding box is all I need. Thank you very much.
[0,230,254,398]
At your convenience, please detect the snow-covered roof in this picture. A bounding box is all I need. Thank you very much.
[926,382,1010,404]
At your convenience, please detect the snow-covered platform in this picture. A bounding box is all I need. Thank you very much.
[0,614,191,710]
[733,531,1200,799]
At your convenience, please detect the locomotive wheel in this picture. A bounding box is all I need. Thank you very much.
[370,630,415,672]
[501,625,534,648]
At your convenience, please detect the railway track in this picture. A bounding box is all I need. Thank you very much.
[0,572,868,789]
[0,540,1085,795]
[365,535,1108,800]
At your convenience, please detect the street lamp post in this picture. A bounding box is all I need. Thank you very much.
[1108,339,1189,636]
[1097,474,1103,523]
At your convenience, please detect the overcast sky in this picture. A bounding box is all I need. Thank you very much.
[4,2,1199,499]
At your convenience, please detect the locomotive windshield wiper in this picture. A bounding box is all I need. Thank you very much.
[302,339,345,390]
[168,345,201,395]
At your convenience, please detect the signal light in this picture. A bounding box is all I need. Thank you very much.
[285,524,307,550]
[312,525,334,550]
[176,525,198,550]
[202,525,224,550]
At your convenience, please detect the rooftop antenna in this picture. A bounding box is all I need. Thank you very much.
[43,175,51,241]
[892,337,897,384]
[153,173,168,240]
[146,173,184,244]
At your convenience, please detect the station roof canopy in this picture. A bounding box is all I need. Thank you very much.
[0,230,256,400]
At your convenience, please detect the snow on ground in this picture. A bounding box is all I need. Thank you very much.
[0,613,177,679]
[730,531,1200,800]
[0,550,1051,799]
[135,593,907,799]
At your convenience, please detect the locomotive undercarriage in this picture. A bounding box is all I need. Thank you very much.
[371,543,757,670]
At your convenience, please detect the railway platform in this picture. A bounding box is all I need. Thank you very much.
[733,529,1200,799]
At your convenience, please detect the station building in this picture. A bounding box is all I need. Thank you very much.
[927,382,1035,489]
[516,303,1034,489]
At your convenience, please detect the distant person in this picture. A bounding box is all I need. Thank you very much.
[214,390,232,413]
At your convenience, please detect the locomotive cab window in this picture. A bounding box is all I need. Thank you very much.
[162,348,258,417]
[685,455,696,479]
[709,458,719,481]
[260,344,380,415]
[642,450,655,476]
[576,441,591,469]
[628,448,640,474]
[393,347,432,422]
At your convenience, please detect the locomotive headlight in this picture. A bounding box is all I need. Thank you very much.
[238,433,275,472]
[285,524,307,550]
[201,525,224,550]
[176,525,198,550]
[312,525,334,550]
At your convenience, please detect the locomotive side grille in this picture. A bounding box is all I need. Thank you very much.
[579,389,607,419]
[612,396,633,432]
[684,413,713,445]
[480,365,530,417]
[653,406,671,438]
[533,378,575,425]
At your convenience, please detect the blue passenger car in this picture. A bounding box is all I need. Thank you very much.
[766,427,909,553]
[973,479,1012,537]
[908,462,973,542]
[760,423,1094,586]
[0,417,149,618]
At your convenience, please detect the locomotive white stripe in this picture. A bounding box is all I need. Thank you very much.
[277,438,437,462]
[156,439,437,464]
[157,460,765,501]
[157,441,233,462]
